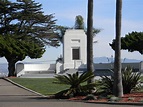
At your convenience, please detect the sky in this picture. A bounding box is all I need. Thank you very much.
[1,0,143,63]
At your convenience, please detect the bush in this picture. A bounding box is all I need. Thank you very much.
[99,66,141,94]
[54,71,96,98]
[99,75,114,94]
[122,67,141,93]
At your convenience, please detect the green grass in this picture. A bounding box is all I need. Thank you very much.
[10,78,69,95]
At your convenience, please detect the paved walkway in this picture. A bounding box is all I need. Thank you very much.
[0,78,142,107]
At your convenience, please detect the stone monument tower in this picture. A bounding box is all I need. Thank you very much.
[63,29,87,70]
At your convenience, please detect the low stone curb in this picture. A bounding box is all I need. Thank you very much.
[4,77,47,97]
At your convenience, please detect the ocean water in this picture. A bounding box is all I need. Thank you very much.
[0,63,8,76]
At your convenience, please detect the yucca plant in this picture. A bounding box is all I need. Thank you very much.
[99,66,141,94]
[54,71,95,98]
[122,67,141,94]
[99,75,114,94]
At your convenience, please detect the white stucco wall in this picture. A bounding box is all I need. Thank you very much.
[16,63,56,77]
[63,29,87,70]
[23,64,55,72]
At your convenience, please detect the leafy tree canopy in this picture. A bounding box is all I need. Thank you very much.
[0,35,45,59]
[110,31,143,54]
[0,0,59,46]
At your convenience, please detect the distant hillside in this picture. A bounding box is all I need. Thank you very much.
[94,57,141,63]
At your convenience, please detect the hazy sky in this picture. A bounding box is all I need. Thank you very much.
[1,0,143,63]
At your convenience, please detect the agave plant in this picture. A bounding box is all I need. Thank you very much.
[122,67,141,94]
[54,71,95,98]
[99,66,141,94]
[99,75,114,94]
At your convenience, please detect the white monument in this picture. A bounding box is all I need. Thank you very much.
[63,29,87,70]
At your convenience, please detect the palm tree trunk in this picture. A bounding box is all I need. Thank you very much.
[113,0,123,97]
[87,0,94,83]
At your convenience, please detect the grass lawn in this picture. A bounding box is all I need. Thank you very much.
[9,78,69,96]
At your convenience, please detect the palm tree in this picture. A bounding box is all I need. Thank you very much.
[87,0,94,84]
[74,15,85,29]
[113,0,123,97]
[74,15,100,37]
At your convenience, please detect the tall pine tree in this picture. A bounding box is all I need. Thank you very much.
[0,0,59,76]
